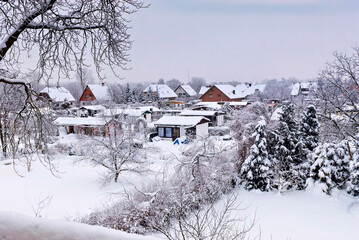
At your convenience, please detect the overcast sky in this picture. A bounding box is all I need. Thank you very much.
[117,0,359,84]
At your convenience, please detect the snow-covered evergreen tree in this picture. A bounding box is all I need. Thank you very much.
[123,83,132,103]
[296,105,320,186]
[310,141,351,194]
[273,103,306,191]
[299,105,319,152]
[348,153,359,196]
[240,117,273,191]
[332,140,351,189]
[310,143,335,194]
[348,135,359,196]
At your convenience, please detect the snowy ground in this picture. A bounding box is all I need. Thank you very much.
[0,135,358,239]
[230,185,359,240]
[0,211,159,240]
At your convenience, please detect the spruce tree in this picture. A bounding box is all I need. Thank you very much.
[348,135,359,197]
[299,105,319,152]
[274,103,306,191]
[310,141,350,195]
[310,143,335,194]
[297,105,319,186]
[241,118,273,191]
[347,157,359,197]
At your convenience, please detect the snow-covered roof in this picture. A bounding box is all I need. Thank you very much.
[180,110,218,116]
[87,84,111,101]
[54,117,107,126]
[154,116,209,127]
[199,86,210,95]
[103,108,143,117]
[271,107,283,121]
[228,102,248,106]
[40,87,75,102]
[135,106,161,112]
[204,84,265,100]
[80,105,106,111]
[291,83,301,96]
[194,102,223,110]
[143,84,177,99]
[177,85,197,96]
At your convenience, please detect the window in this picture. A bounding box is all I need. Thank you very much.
[217,94,221,97]
[165,128,172,137]
[85,94,88,98]
[158,127,164,137]
[209,94,213,98]
[90,94,93,98]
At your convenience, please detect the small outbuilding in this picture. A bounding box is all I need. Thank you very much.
[154,116,210,141]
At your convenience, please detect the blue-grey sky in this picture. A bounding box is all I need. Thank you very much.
[119,0,359,84]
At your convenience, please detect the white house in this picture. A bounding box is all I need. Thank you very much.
[154,116,210,141]
[143,84,177,100]
[174,85,197,98]
[290,82,317,102]
[38,87,75,108]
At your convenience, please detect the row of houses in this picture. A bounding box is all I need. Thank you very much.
[45,80,318,144]
[55,105,219,141]
[38,82,267,109]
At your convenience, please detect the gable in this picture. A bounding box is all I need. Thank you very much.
[79,86,96,101]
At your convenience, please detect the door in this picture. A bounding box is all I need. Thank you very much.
[172,127,180,141]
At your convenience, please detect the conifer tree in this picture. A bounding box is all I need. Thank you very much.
[297,105,319,184]
[310,141,350,194]
[347,157,359,197]
[241,118,273,191]
[299,105,319,152]
[274,103,306,191]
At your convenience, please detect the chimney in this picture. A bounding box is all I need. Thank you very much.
[101,82,105,86]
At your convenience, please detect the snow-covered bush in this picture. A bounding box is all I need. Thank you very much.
[82,139,238,234]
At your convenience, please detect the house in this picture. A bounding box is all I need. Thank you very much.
[200,83,265,102]
[78,105,106,117]
[179,110,224,126]
[154,116,210,141]
[79,83,111,103]
[38,87,75,109]
[290,82,317,102]
[143,84,177,100]
[174,85,197,98]
[55,117,107,135]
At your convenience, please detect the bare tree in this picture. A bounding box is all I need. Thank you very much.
[0,1,145,164]
[261,78,298,102]
[155,194,258,240]
[166,79,182,90]
[80,116,147,183]
[316,47,359,141]
[76,67,95,91]
[189,77,207,93]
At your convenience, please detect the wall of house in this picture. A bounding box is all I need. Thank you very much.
[196,122,208,139]
[175,87,189,97]
[217,115,224,126]
[200,86,242,102]
[79,87,96,102]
